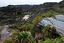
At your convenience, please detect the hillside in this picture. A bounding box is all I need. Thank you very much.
[0,0,64,25]
[0,0,64,43]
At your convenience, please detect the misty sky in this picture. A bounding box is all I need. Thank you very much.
[0,0,62,7]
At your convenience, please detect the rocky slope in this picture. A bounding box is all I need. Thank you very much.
[0,0,64,25]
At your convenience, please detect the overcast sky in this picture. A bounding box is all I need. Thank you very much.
[0,0,62,7]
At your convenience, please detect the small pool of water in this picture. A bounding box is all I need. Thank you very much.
[39,15,64,35]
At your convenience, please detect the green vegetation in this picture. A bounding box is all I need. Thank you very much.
[4,39,14,43]
[1,1,64,43]
[3,10,64,43]
[13,31,34,43]
[32,15,43,25]
[4,24,64,43]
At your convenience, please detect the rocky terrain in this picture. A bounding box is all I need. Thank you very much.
[0,0,64,43]
[0,0,64,25]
